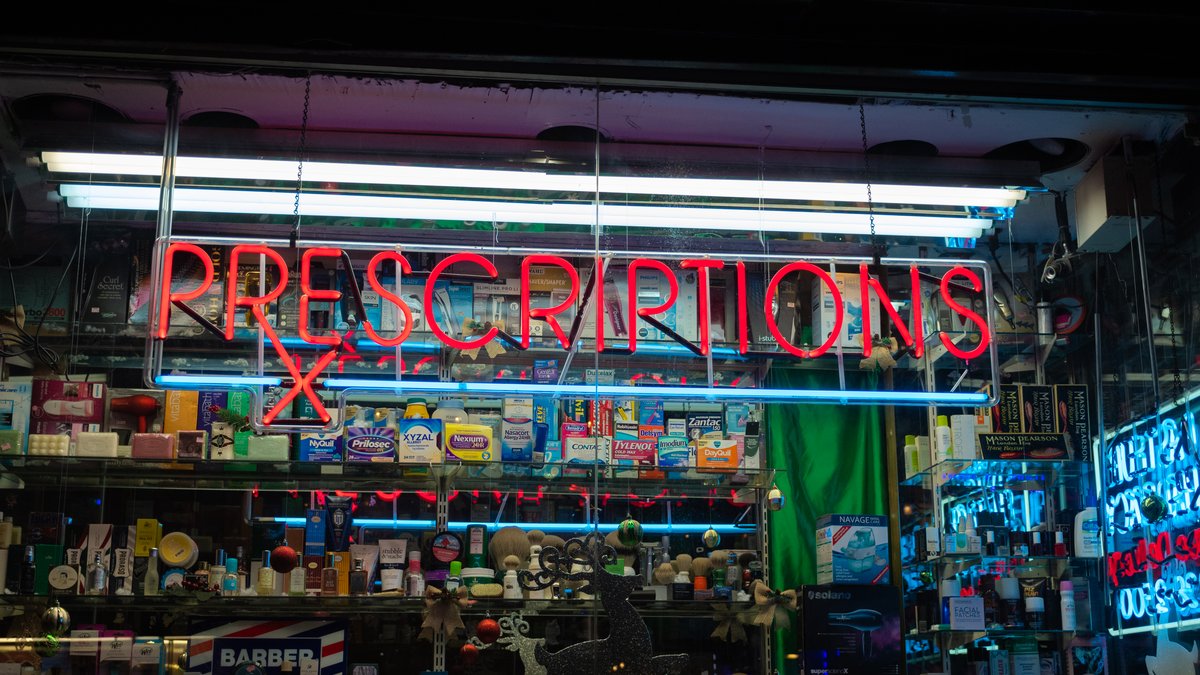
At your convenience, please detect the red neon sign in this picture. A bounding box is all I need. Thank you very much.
[155,244,994,425]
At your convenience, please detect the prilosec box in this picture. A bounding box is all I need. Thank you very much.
[816,514,890,585]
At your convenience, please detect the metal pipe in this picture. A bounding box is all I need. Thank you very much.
[141,80,180,388]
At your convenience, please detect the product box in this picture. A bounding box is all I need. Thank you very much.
[637,400,665,440]
[30,379,106,443]
[812,272,881,351]
[656,435,691,477]
[1056,384,1092,461]
[134,519,160,557]
[950,414,980,460]
[744,273,797,349]
[685,412,722,442]
[303,555,324,594]
[176,430,207,459]
[0,266,72,335]
[613,399,638,440]
[34,543,64,595]
[472,278,522,329]
[26,511,64,545]
[501,397,535,462]
[378,539,408,592]
[444,423,495,462]
[815,514,890,585]
[612,439,656,474]
[0,380,32,454]
[345,426,397,463]
[994,384,1022,432]
[80,236,132,335]
[304,510,326,558]
[130,241,225,333]
[299,426,343,462]
[696,438,740,472]
[1020,384,1056,433]
[397,418,442,464]
[800,584,902,675]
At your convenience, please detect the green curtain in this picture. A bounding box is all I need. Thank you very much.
[767,368,888,671]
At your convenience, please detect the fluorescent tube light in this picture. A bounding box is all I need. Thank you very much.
[261,517,747,534]
[321,378,992,406]
[154,375,283,388]
[42,151,1027,209]
[59,184,987,238]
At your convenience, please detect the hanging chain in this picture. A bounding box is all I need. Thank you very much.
[291,74,312,250]
[858,101,878,263]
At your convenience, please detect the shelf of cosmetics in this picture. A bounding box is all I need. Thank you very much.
[0,382,765,481]
[0,520,764,610]
[905,634,1109,675]
[901,458,1092,493]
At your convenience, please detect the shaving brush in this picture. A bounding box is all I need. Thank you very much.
[605,530,636,570]
[671,553,693,577]
[488,526,530,571]
[527,530,546,548]
[653,563,676,585]
[541,534,566,550]
[690,556,713,585]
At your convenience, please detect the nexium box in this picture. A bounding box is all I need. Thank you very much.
[815,514,890,585]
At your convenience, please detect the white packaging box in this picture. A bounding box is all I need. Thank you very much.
[812,272,881,350]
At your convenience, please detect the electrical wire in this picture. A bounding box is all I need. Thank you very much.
[1,243,78,369]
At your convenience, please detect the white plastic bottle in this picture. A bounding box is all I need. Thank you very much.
[432,398,467,425]
[903,435,920,477]
[526,545,546,600]
[1060,580,1076,631]
[934,415,953,463]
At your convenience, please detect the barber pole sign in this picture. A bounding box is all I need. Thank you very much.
[187,620,345,675]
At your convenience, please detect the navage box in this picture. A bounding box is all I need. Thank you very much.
[816,514,890,585]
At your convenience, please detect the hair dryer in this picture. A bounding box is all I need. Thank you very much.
[110,394,160,433]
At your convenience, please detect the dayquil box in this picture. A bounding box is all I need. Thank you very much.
[696,438,740,472]
[444,423,494,462]
[398,418,443,464]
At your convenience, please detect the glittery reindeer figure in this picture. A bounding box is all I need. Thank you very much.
[469,612,547,675]
[519,533,688,675]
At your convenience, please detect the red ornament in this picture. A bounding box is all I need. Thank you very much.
[459,643,479,666]
[270,545,298,574]
[475,618,501,644]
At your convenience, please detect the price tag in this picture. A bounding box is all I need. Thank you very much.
[948,596,985,631]
[113,548,132,578]
[69,629,100,655]
[131,640,162,666]
[100,633,134,661]
[66,548,82,566]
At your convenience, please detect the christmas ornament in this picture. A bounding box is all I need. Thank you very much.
[749,580,798,629]
[419,586,470,641]
[476,617,501,644]
[518,532,688,674]
[1142,493,1169,523]
[35,634,60,657]
[702,528,721,549]
[270,545,298,574]
[709,604,747,643]
[41,602,71,636]
[460,643,480,666]
[617,516,643,548]
[766,485,785,511]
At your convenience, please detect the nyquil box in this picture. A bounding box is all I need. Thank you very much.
[501,397,534,462]
[298,412,342,462]
[815,514,890,585]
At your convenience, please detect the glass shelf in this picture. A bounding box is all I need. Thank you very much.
[907,627,1083,640]
[900,458,1091,489]
[0,456,778,496]
[1,594,753,619]
[901,554,1088,572]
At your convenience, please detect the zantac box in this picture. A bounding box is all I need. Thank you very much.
[815,514,890,585]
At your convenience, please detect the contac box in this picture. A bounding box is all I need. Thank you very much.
[816,514,890,585]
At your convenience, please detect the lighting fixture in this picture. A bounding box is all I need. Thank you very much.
[59,184,989,238]
[43,151,1028,208]
[259,517,747,534]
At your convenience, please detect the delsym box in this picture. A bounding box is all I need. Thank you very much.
[800,584,902,675]
[816,514,890,585]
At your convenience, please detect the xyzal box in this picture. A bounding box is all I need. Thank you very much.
[398,418,442,464]
[815,514,890,585]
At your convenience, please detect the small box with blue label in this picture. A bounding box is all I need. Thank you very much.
[815,514,890,585]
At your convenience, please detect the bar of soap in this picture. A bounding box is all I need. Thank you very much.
[0,430,23,455]
[246,434,290,461]
[131,433,175,459]
[176,430,207,460]
[29,434,71,456]
[76,432,119,457]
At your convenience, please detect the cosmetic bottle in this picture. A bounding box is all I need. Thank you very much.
[20,545,37,595]
[257,550,276,596]
[1054,531,1068,557]
[934,415,953,462]
[321,566,338,596]
[502,569,521,599]
[405,551,425,597]
[444,561,462,593]
[85,551,108,596]
[984,530,997,557]
[939,578,960,624]
[143,548,160,596]
[349,558,369,596]
[1025,595,1045,629]
[1031,531,1044,557]
[1060,580,1077,631]
[526,546,546,599]
[222,558,240,596]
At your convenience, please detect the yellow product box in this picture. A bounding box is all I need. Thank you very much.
[135,518,160,557]
[329,551,351,596]
[696,439,740,473]
[163,391,199,436]
[443,423,495,462]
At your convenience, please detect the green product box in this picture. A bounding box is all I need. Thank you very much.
[35,544,64,595]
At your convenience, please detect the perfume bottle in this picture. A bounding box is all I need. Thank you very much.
[20,545,36,595]
[222,558,240,596]
[85,552,108,596]
[257,550,276,596]
[349,558,368,596]
[143,548,160,596]
[321,566,339,596]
